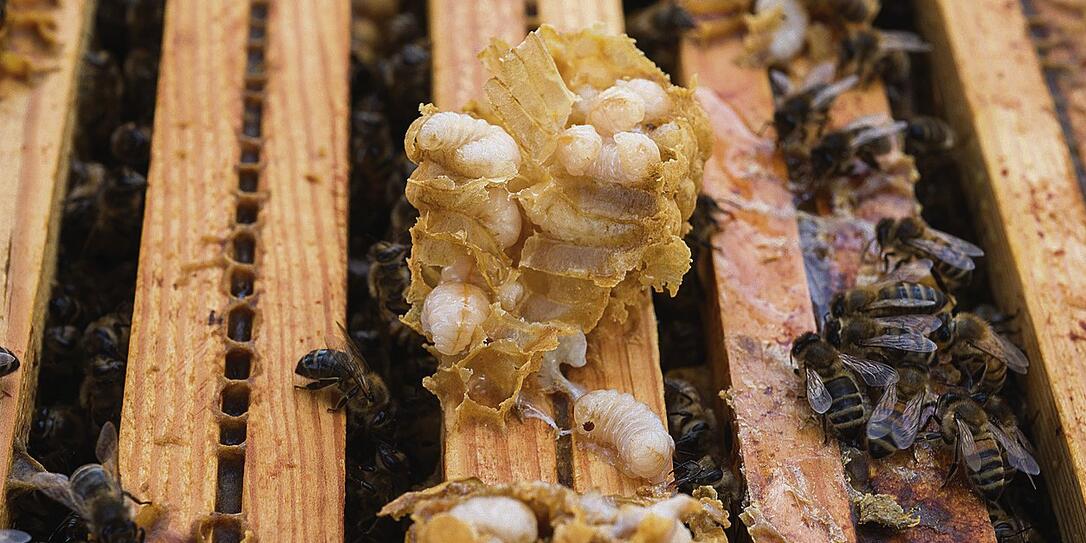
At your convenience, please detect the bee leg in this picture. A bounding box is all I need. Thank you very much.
[138,527,147,543]
[941,450,961,488]
[821,415,830,445]
[123,490,152,505]
[295,377,340,390]
[329,393,352,412]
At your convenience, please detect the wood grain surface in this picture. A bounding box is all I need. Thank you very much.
[918,0,1086,539]
[680,37,858,543]
[118,1,350,541]
[0,0,94,523]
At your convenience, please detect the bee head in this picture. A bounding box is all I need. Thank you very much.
[822,318,843,348]
[99,518,140,543]
[875,218,895,246]
[791,331,823,363]
[829,292,847,318]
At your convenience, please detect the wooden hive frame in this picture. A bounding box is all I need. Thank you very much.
[0,0,1083,542]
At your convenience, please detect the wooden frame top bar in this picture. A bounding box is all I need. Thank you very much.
[0,0,94,523]
[918,0,1086,539]
[119,1,350,540]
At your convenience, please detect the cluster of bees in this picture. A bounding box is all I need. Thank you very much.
[4,1,164,541]
[292,1,439,542]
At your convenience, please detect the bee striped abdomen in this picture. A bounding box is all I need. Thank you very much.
[867,432,896,459]
[970,432,1007,501]
[825,375,867,440]
[932,259,972,290]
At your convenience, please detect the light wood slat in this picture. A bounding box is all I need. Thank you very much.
[243,1,350,541]
[119,1,247,536]
[119,1,351,540]
[537,0,623,35]
[430,0,526,110]
[679,38,858,543]
[429,0,560,485]
[0,0,95,523]
[819,86,994,543]
[917,0,1086,539]
[533,0,670,496]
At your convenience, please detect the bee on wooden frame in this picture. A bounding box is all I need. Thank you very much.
[12,423,148,543]
[876,217,985,291]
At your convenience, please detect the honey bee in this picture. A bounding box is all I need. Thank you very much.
[80,355,127,426]
[673,454,741,508]
[121,48,159,122]
[0,346,20,378]
[792,332,897,443]
[823,314,941,360]
[904,116,956,156]
[805,0,878,24]
[44,325,83,361]
[830,260,949,319]
[866,365,932,458]
[625,1,696,75]
[29,405,87,469]
[295,327,393,435]
[49,290,87,327]
[984,396,1037,467]
[875,217,985,290]
[839,28,931,85]
[75,50,123,155]
[988,502,1035,542]
[379,41,431,132]
[664,377,717,460]
[943,313,1029,395]
[81,313,131,360]
[13,423,147,543]
[109,123,151,171]
[935,393,1040,501]
[366,241,411,327]
[801,117,907,185]
[770,64,858,168]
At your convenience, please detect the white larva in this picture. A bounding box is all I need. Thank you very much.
[556,125,604,177]
[586,132,661,184]
[420,280,491,355]
[612,495,699,543]
[615,79,671,123]
[447,496,538,543]
[756,0,809,64]
[478,187,523,249]
[574,389,675,482]
[416,111,522,179]
[587,85,646,135]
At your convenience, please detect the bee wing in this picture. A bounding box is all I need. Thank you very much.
[96,421,120,481]
[0,529,32,543]
[926,227,985,257]
[336,323,374,398]
[989,423,1041,475]
[29,472,87,517]
[860,332,937,353]
[890,392,927,449]
[879,258,934,283]
[874,314,943,335]
[905,237,977,272]
[801,61,836,90]
[0,351,15,367]
[805,368,833,415]
[956,418,984,472]
[839,353,899,387]
[864,297,939,311]
[769,70,794,97]
[843,114,890,132]
[850,121,908,150]
[970,332,1030,374]
[867,385,897,439]
[879,30,933,53]
[811,75,859,110]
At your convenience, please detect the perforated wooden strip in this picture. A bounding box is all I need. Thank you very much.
[0,0,94,523]
[119,1,350,540]
[918,0,1086,539]
[679,37,858,543]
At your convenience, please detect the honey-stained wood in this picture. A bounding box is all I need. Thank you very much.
[533,0,670,495]
[119,1,350,541]
[679,38,858,543]
[0,0,94,523]
[816,87,993,542]
[918,0,1086,539]
[430,0,561,485]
